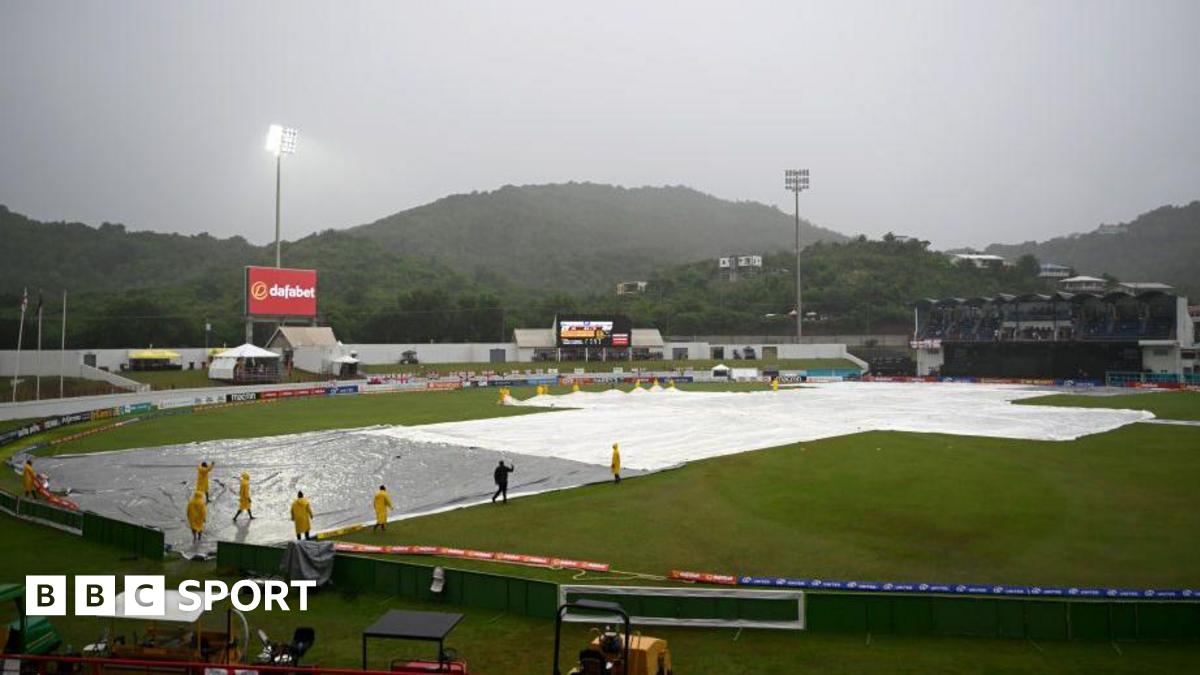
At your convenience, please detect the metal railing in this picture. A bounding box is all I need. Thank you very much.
[0,653,402,675]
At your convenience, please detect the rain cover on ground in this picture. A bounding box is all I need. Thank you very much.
[33,382,1150,556]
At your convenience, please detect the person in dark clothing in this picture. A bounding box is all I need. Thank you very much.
[492,460,514,504]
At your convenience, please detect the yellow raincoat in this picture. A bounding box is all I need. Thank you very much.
[291,497,313,535]
[611,443,621,476]
[22,462,37,494]
[373,489,393,525]
[196,463,213,493]
[238,473,251,511]
[186,492,207,533]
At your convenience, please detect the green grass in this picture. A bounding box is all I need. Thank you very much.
[3,514,1197,675]
[345,424,1200,590]
[125,369,331,390]
[1019,390,1200,421]
[4,385,1200,672]
[360,357,860,375]
[0,377,129,402]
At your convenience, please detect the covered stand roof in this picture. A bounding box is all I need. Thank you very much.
[631,328,664,348]
[268,326,338,349]
[127,349,180,360]
[514,328,555,349]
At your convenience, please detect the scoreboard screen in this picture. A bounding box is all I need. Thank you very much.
[556,315,632,347]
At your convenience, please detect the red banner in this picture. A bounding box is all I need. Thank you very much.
[669,569,738,585]
[245,266,317,317]
[331,542,610,572]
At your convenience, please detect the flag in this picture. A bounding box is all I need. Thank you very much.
[19,287,27,312]
[35,291,43,314]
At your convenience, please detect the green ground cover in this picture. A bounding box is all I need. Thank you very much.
[1018,390,1200,421]
[2,515,1196,675]
[344,424,1200,590]
[0,376,128,402]
[125,369,330,390]
[3,385,1200,672]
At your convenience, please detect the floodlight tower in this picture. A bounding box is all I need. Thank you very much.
[784,169,810,339]
[265,124,299,268]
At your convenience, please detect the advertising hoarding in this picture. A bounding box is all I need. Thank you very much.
[245,266,318,317]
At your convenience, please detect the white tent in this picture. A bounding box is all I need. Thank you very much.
[213,343,281,359]
[208,343,281,381]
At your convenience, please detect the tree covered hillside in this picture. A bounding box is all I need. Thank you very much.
[348,183,845,290]
[984,202,1200,297]
[599,236,1051,336]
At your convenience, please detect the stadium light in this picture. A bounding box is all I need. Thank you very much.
[265,124,299,267]
[784,169,810,339]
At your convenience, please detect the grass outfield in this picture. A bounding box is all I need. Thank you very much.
[344,423,1200,589]
[1018,390,1200,421]
[125,369,331,390]
[2,516,1197,675]
[3,384,1197,587]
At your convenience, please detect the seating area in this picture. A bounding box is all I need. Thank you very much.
[915,290,1179,343]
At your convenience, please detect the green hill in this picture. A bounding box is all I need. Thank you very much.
[348,182,845,290]
[983,201,1200,297]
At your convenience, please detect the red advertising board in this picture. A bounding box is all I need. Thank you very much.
[245,266,317,317]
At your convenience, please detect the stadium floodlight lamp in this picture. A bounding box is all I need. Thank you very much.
[266,124,299,268]
[266,124,299,156]
[784,168,809,192]
[783,169,810,339]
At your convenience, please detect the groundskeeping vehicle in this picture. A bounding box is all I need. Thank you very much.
[1,584,63,655]
[99,591,245,666]
[553,600,673,675]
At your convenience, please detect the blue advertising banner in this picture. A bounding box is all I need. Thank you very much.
[738,576,1198,601]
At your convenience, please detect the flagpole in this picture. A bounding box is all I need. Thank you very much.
[12,287,27,403]
[36,294,44,401]
[60,290,67,399]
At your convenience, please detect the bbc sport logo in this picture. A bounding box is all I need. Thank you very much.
[26,575,315,616]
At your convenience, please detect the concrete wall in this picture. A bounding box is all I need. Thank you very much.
[0,348,214,376]
[915,347,945,376]
[347,343,517,365]
[666,334,911,347]
[0,378,349,423]
[1142,345,1181,375]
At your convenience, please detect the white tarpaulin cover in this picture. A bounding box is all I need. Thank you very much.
[365,382,1153,471]
[34,382,1150,555]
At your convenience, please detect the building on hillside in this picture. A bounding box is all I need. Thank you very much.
[1119,282,1173,293]
[616,281,648,295]
[1038,263,1072,280]
[718,254,764,281]
[1096,224,1128,235]
[911,287,1195,380]
[1059,276,1106,293]
[266,326,359,377]
[950,253,1006,269]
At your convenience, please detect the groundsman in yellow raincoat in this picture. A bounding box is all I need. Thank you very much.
[611,442,621,484]
[186,491,207,543]
[196,461,214,503]
[373,485,393,532]
[234,472,254,522]
[22,459,38,499]
[291,491,313,540]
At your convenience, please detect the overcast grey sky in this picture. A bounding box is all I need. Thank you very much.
[2,0,1197,249]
